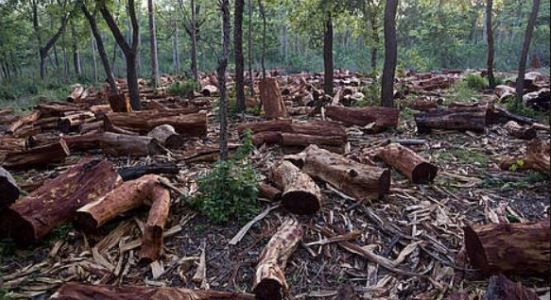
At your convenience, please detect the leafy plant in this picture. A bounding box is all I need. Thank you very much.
[356,81,381,107]
[167,79,200,97]
[187,130,260,224]
[464,73,488,91]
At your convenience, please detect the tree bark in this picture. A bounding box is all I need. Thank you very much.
[247,0,255,96]
[148,0,160,89]
[190,0,199,81]
[0,167,20,208]
[484,274,539,300]
[253,218,304,300]
[325,106,399,132]
[5,158,121,244]
[323,11,334,96]
[515,0,541,103]
[2,140,70,170]
[381,0,398,107]
[259,78,288,118]
[257,0,266,78]
[51,282,255,300]
[99,132,165,157]
[106,110,206,136]
[485,0,496,89]
[272,161,322,215]
[70,20,82,77]
[376,143,438,184]
[218,0,230,160]
[234,0,246,112]
[463,218,550,277]
[415,106,488,134]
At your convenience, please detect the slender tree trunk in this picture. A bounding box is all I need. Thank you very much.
[381,0,398,107]
[486,0,496,89]
[148,0,160,88]
[258,0,266,78]
[173,23,181,73]
[234,0,246,112]
[190,0,199,81]
[323,11,334,96]
[71,21,83,77]
[91,38,98,82]
[247,0,254,96]
[218,0,230,160]
[516,0,540,103]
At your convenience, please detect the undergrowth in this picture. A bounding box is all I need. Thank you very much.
[186,129,260,224]
[167,79,200,97]
[0,77,70,111]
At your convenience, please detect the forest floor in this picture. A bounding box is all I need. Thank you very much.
[0,71,549,299]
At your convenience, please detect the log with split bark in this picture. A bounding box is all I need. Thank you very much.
[1,139,70,170]
[324,106,399,132]
[484,274,538,300]
[415,106,488,134]
[504,121,536,140]
[271,161,322,214]
[51,282,255,300]
[76,174,170,261]
[37,101,83,117]
[254,218,303,300]
[4,158,121,244]
[375,143,438,184]
[463,218,550,277]
[259,78,288,119]
[499,139,550,173]
[106,111,206,137]
[287,144,390,200]
[0,167,20,208]
[7,110,41,134]
[148,124,186,148]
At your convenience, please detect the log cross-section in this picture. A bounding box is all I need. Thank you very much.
[271,161,322,215]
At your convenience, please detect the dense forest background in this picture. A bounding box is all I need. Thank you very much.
[0,0,549,102]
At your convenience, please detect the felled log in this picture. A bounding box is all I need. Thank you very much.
[415,106,487,134]
[259,78,288,119]
[325,106,399,132]
[80,120,103,134]
[58,111,96,133]
[36,101,82,117]
[140,181,171,262]
[0,136,29,152]
[0,167,20,208]
[118,163,180,181]
[463,218,550,277]
[34,116,60,130]
[258,182,282,201]
[1,139,70,170]
[5,158,121,244]
[100,132,165,157]
[63,133,103,152]
[504,121,536,140]
[254,218,303,300]
[106,111,206,137]
[271,161,322,215]
[108,94,132,113]
[495,85,516,101]
[408,97,442,111]
[67,84,85,102]
[181,143,240,163]
[500,139,550,173]
[484,274,538,300]
[523,88,550,111]
[201,84,219,97]
[147,124,185,149]
[51,282,255,300]
[375,143,438,184]
[7,110,41,134]
[288,144,390,199]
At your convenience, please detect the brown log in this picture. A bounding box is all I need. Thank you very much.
[0,136,29,152]
[79,120,103,134]
[408,97,442,111]
[325,106,399,132]
[51,282,255,300]
[259,78,288,118]
[495,85,516,101]
[500,139,550,173]
[415,106,487,134]
[375,143,438,184]
[67,84,85,102]
[5,158,121,243]
[258,182,282,201]
[106,111,206,137]
[1,139,70,170]
[99,132,165,157]
[463,218,550,277]
[108,94,132,113]
[11,125,41,138]
[253,218,303,300]
[7,110,41,134]
[289,144,390,199]
[504,121,536,140]
[140,181,171,262]
[484,274,538,300]
[147,124,186,149]
[63,133,103,152]
[34,116,61,130]
[201,84,219,97]
[0,166,20,208]
[36,101,82,117]
[271,161,322,215]
[58,112,96,133]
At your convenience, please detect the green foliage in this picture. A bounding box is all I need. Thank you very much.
[436,148,489,167]
[0,78,70,111]
[464,74,488,91]
[167,79,200,97]
[187,130,260,224]
[505,101,548,123]
[356,81,381,107]
[448,80,480,104]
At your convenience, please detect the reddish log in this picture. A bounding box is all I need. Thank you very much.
[258,182,282,201]
[271,161,322,215]
[0,166,20,208]
[0,136,29,152]
[5,158,121,244]
[51,282,255,300]
[325,106,399,132]
[99,132,165,157]
[463,218,550,277]
[254,218,303,300]
[36,101,82,117]
[259,78,288,119]
[484,274,538,300]
[140,182,171,262]
[106,111,206,137]
[58,112,96,133]
[7,110,41,134]
[108,94,132,113]
[500,139,550,173]
[35,116,61,130]
[504,121,537,140]
[79,120,103,134]
[1,139,70,170]
[375,143,438,184]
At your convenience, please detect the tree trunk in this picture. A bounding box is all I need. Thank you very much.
[234,0,246,112]
[325,106,399,132]
[5,158,121,244]
[91,38,98,82]
[375,143,438,184]
[148,0,160,89]
[463,218,550,277]
[147,124,185,148]
[51,283,255,300]
[99,132,165,157]
[190,0,199,81]
[323,11,334,96]
[258,0,266,78]
[0,167,20,208]
[218,0,230,160]
[259,78,288,118]
[272,161,322,215]
[248,0,255,96]
[106,110,206,136]
[381,0,398,107]
[515,0,541,103]
[70,20,82,77]
[484,274,539,300]
[414,106,488,134]
[253,218,304,300]
[2,140,70,170]
[486,0,496,88]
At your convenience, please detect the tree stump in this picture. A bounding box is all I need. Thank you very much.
[108,94,132,113]
[500,139,550,173]
[259,78,288,119]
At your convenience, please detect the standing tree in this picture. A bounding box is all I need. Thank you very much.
[323,10,333,95]
[247,0,254,96]
[364,0,382,71]
[515,0,541,104]
[257,0,266,78]
[486,0,496,89]
[70,20,82,77]
[218,0,230,160]
[381,0,398,107]
[148,0,160,89]
[179,0,200,81]
[234,0,246,112]
[99,0,141,110]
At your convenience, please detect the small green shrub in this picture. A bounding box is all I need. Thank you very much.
[167,79,200,97]
[448,80,479,103]
[505,101,540,119]
[464,73,488,91]
[356,81,381,107]
[187,130,260,224]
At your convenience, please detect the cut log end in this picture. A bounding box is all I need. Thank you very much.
[281,191,321,215]
[463,225,488,271]
[254,279,283,300]
[378,169,391,197]
[411,162,438,184]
